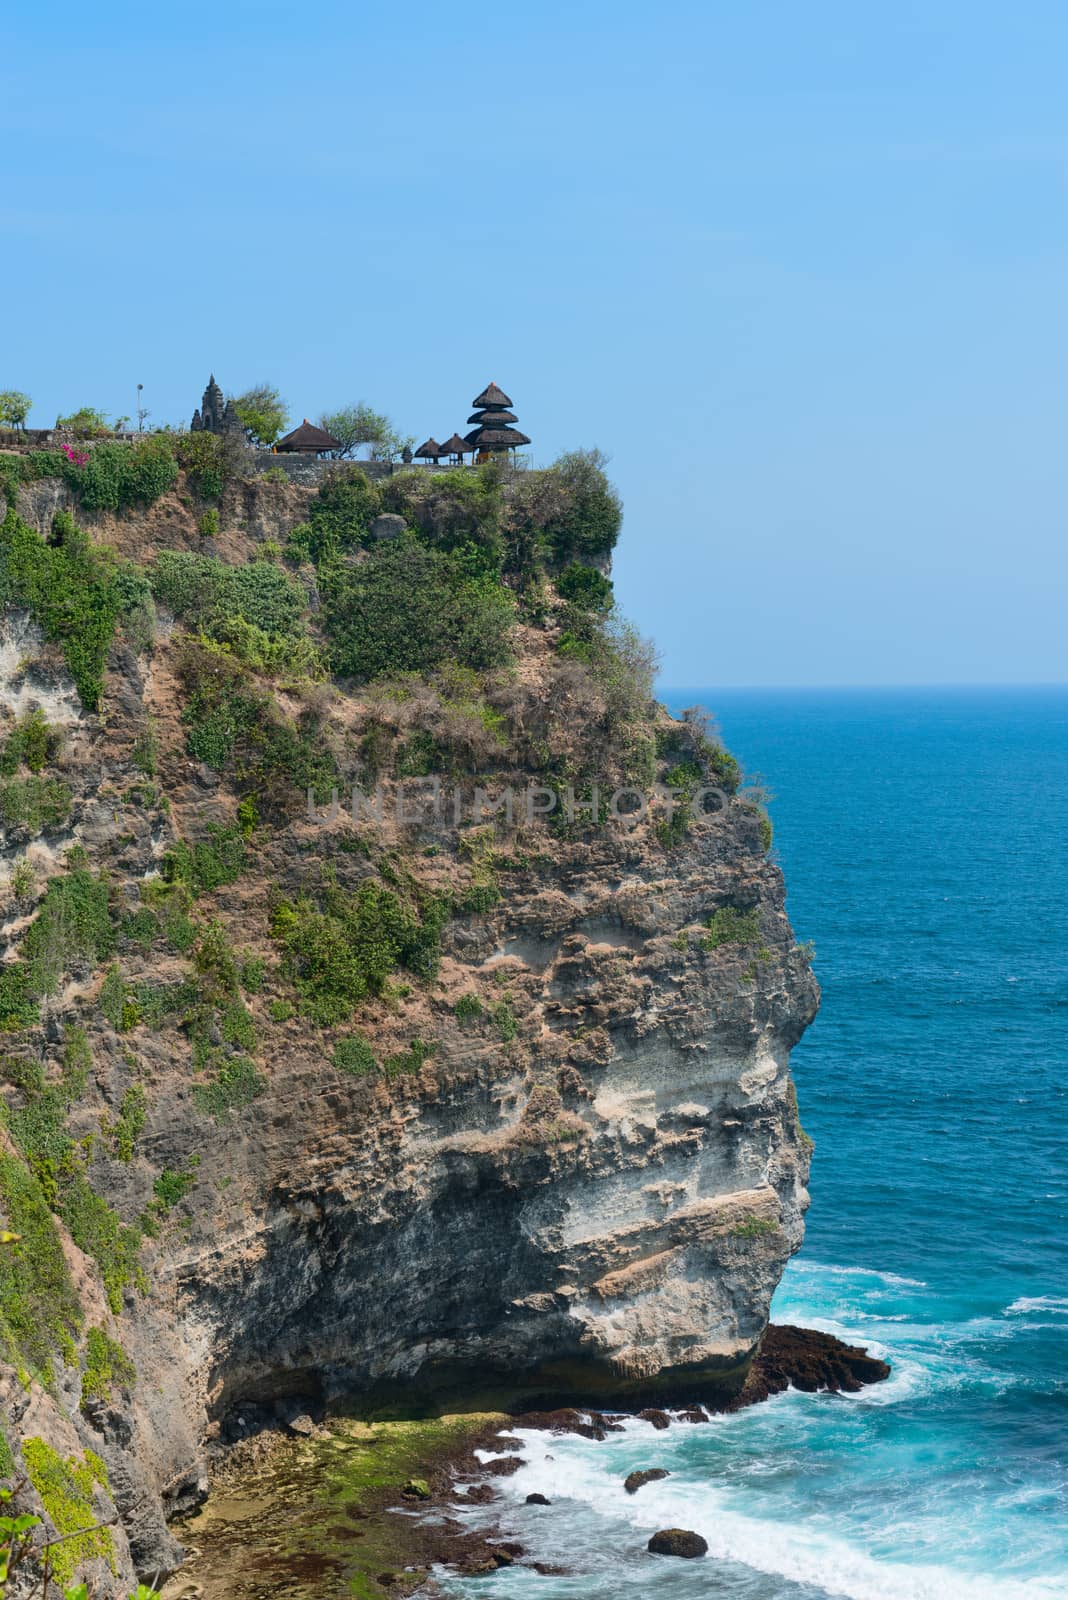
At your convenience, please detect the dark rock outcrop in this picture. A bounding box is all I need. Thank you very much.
[625,1468,670,1493]
[648,1528,708,1558]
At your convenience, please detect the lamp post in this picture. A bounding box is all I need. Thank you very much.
[137,384,145,434]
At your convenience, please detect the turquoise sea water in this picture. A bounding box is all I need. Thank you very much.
[443,688,1068,1600]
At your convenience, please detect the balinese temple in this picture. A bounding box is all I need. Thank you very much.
[190,374,241,436]
[439,432,469,465]
[414,437,443,463]
[464,383,531,460]
[274,419,342,456]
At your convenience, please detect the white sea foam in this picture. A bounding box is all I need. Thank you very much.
[1005,1296,1068,1316]
[498,1429,1068,1600]
[788,1261,928,1289]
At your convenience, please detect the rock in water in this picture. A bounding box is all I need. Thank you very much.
[648,1529,708,1558]
[625,1468,670,1494]
[525,1492,551,1505]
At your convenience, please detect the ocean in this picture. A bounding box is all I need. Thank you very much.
[441,687,1068,1600]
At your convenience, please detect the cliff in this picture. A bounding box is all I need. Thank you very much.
[0,447,818,1596]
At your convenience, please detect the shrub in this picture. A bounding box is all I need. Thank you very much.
[544,449,622,565]
[270,880,449,1025]
[174,429,225,498]
[193,1056,265,1121]
[322,534,514,682]
[163,822,245,896]
[109,1084,147,1161]
[71,437,178,513]
[701,906,761,950]
[152,1159,199,1212]
[453,993,483,1024]
[0,1152,82,1380]
[151,550,306,641]
[491,999,518,1041]
[333,1033,376,1076]
[382,1038,436,1078]
[21,1439,114,1587]
[174,637,337,803]
[198,507,219,537]
[379,464,502,560]
[0,775,72,833]
[556,562,613,611]
[0,507,135,710]
[304,466,382,560]
[0,709,59,775]
[20,867,114,997]
[80,1325,136,1410]
[131,723,158,776]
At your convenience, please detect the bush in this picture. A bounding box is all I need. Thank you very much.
[0,507,136,710]
[382,1038,436,1078]
[322,534,515,682]
[174,430,225,498]
[0,709,60,775]
[556,561,613,611]
[0,1152,82,1381]
[303,466,382,561]
[174,637,337,803]
[69,438,178,513]
[453,993,483,1024]
[152,550,306,641]
[20,867,114,997]
[270,879,449,1025]
[0,775,72,833]
[80,1325,136,1410]
[701,906,761,950]
[22,1439,114,1587]
[333,1033,376,1076]
[163,822,245,896]
[544,449,622,565]
[198,507,219,537]
[193,1056,265,1121]
[379,464,502,561]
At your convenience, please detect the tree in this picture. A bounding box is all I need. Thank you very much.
[369,424,416,464]
[55,406,111,437]
[0,390,31,430]
[232,384,288,448]
[318,403,392,459]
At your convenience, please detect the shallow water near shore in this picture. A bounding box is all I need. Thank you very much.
[438,687,1068,1600]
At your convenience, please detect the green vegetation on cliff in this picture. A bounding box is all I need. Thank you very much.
[22,1438,114,1587]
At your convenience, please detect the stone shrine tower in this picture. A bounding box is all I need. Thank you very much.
[190,375,241,435]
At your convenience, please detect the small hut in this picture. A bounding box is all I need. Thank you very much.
[274,419,342,456]
[439,432,469,466]
[414,437,443,464]
[464,382,531,461]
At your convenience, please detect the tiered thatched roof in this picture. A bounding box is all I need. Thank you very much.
[464,382,530,454]
[472,382,513,409]
[275,419,341,454]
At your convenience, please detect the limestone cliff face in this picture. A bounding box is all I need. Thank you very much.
[0,466,817,1594]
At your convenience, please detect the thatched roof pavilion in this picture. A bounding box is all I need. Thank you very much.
[414,437,443,462]
[472,382,513,409]
[275,419,341,455]
[440,433,469,462]
[466,409,518,425]
[465,381,530,458]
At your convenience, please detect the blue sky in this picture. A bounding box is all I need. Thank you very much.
[4,1,1067,685]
